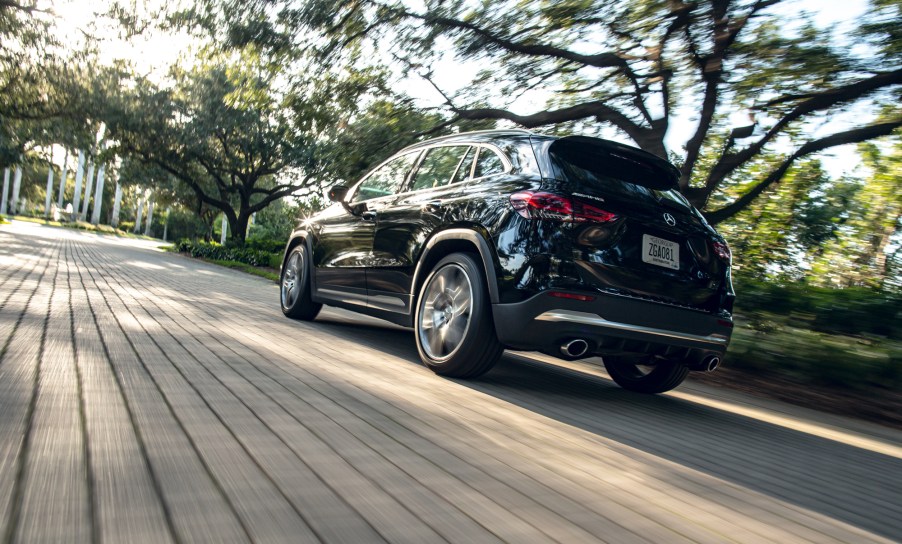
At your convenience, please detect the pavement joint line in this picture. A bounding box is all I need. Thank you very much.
[79,242,473,543]
[90,251,343,544]
[85,244,574,544]
[73,240,278,544]
[125,268,711,544]
[66,239,100,544]
[3,237,59,544]
[115,255,848,544]
[88,239,900,540]
[4,222,900,544]
[73,239,198,543]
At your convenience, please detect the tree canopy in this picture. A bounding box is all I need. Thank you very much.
[296,0,901,223]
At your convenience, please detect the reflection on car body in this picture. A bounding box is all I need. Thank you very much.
[280,130,735,393]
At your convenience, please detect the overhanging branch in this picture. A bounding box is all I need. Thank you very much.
[705,120,902,224]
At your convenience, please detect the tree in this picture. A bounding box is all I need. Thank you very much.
[103,45,382,243]
[295,0,901,223]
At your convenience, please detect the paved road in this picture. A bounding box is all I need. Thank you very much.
[1,220,900,544]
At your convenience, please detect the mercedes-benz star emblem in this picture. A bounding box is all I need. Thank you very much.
[663,213,677,226]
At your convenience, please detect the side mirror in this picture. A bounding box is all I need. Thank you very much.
[328,184,349,203]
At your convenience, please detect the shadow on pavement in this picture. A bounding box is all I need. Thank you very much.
[312,314,902,541]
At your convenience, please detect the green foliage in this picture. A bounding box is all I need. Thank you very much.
[300,0,902,222]
[727,324,902,391]
[719,140,901,289]
[175,239,281,268]
[733,276,902,339]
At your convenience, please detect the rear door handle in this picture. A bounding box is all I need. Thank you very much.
[361,210,377,221]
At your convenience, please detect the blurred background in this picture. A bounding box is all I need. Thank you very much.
[1,0,899,420]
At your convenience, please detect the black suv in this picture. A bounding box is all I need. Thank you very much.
[280,130,734,393]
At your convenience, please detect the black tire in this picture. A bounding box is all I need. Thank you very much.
[602,356,689,394]
[280,244,322,320]
[414,252,503,378]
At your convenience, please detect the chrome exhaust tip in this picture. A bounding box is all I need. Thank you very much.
[560,339,589,359]
[703,355,720,372]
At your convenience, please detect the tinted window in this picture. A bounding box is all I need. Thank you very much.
[411,146,470,191]
[354,152,419,201]
[549,139,688,210]
[473,148,505,178]
[450,147,477,184]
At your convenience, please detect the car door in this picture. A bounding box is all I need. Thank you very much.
[367,145,477,314]
[311,151,420,305]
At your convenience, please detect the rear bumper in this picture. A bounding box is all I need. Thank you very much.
[492,290,732,361]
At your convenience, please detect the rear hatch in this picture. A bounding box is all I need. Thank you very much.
[544,136,728,309]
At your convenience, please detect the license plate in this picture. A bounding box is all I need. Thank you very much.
[642,234,679,270]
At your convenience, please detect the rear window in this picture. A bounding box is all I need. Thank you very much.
[548,138,689,209]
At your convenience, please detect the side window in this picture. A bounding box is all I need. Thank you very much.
[473,148,506,178]
[410,146,471,191]
[354,152,419,202]
[450,146,478,184]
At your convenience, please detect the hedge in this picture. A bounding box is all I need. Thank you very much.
[175,239,283,269]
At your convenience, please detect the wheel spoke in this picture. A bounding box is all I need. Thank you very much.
[428,329,444,356]
[445,317,466,348]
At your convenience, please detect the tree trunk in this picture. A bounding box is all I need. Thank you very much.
[220,214,228,244]
[226,210,251,245]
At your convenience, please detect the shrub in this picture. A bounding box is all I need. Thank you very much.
[733,276,902,339]
[174,239,281,268]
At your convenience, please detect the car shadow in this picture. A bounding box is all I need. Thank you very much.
[310,313,902,541]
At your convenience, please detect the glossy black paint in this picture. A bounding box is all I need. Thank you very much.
[286,129,735,358]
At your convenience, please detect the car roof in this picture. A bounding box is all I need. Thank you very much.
[397,129,535,153]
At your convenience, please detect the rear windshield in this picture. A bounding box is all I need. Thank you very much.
[548,138,690,210]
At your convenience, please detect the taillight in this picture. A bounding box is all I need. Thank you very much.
[712,240,731,262]
[510,191,618,223]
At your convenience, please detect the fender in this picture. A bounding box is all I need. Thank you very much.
[282,231,317,292]
[410,228,501,304]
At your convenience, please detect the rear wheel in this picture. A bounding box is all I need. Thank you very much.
[415,253,503,378]
[280,244,322,320]
[602,356,689,394]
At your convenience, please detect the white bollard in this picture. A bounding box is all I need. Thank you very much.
[81,162,95,221]
[57,149,68,209]
[11,167,22,215]
[134,197,144,233]
[110,182,122,227]
[144,200,155,236]
[1,168,9,215]
[72,151,85,217]
[91,164,105,225]
[44,162,55,218]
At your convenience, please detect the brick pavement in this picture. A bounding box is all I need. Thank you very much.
[0,220,900,543]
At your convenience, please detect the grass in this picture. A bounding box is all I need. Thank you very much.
[6,215,158,240]
[208,259,280,282]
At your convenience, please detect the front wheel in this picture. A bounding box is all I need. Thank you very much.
[280,244,322,320]
[602,356,689,394]
[415,253,503,378]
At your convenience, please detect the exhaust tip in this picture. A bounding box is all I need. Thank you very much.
[704,356,720,372]
[560,339,589,359]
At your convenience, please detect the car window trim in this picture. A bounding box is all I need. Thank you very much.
[403,143,512,194]
[349,150,423,204]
